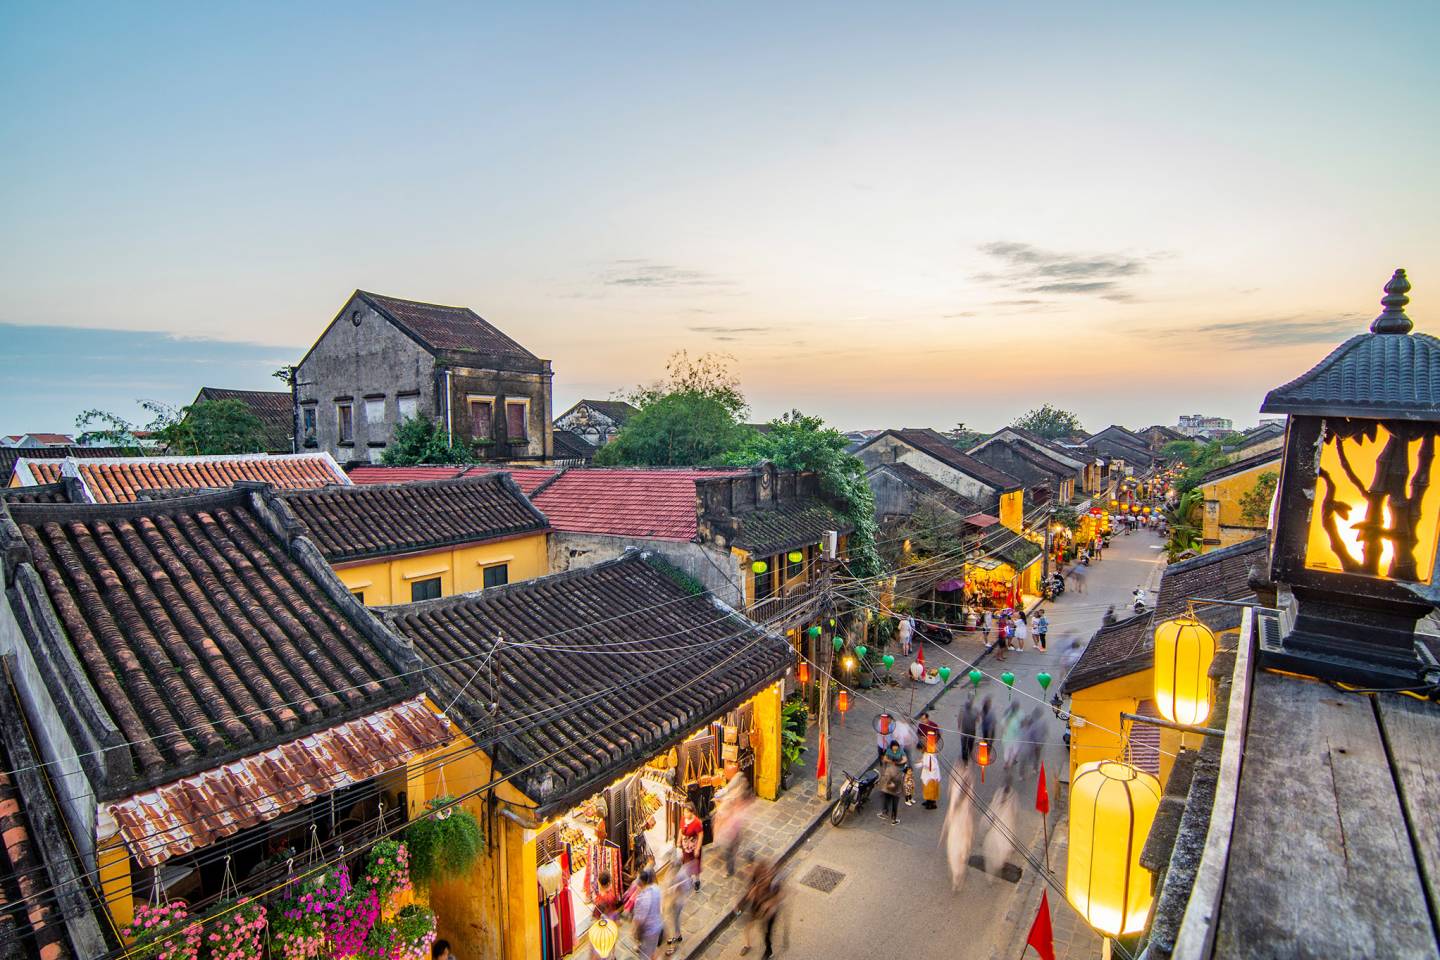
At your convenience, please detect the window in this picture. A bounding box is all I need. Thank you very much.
[411,577,442,602]
[483,564,509,589]
[302,407,317,438]
[754,563,775,601]
[506,400,529,442]
[364,397,384,423]
[468,397,493,438]
[367,446,385,464]
[337,403,354,443]
[351,590,365,604]
[398,395,419,420]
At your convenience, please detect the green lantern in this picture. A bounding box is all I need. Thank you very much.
[751,560,768,574]
[968,669,983,687]
[1001,671,1016,688]
[1036,672,1052,691]
[806,625,821,638]
[788,550,804,564]
[832,635,844,652]
[882,654,895,670]
[938,666,952,682]
[856,645,868,659]
[828,618,836,627]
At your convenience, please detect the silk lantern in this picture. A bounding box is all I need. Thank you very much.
[882,654,895,670]
[1153,616,1216,725]
[833,635,844,652]
[807,625,821,638]
[589,917,620,958]
[788,550,804,564]
[976,741,991,782]
[751,560,768,574]
[537,859,563,898]
[855,645,868,659]
[1067,760,1162,937]
[968,669,983,688]
[796,661,810,684]
[837,689,850,714]
[938,666,952,682]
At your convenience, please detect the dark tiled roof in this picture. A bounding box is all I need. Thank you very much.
[280,474,549,563]
[0,482,71,504]
[0,707,74,959]
[553,429,596,461]
[988,427,1088,467]
[560,399,638,424]
[346,465,559,495]
[729,499,852,556]
[1062,613,1152,694]
[1199,448,1281,486]
[0,446,128,486]
[195,387,294,453]
[969,441,1067,490]
[1261,329,1440,420]
[868,462,986,516]
[884,429,1023,491]
[386,553,792,814]
[2,488,420,797]
[358,290,539,362]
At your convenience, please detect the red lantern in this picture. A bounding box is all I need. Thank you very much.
[878,712,892,735]
[797,661,810,684]
[925,730,938,754]
[837,689,850,714]
[977,741,992,782]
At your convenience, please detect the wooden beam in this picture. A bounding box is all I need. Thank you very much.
[1376,693,1440,942]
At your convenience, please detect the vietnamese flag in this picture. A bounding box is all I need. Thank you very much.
[1025,891,1056,960]
[1036,762,1050,815]
[816,730,828,780]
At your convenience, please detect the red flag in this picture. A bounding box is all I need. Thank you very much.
[816,730,828,780]
[1025,890,1056,960]
[915,645,925,666]
[1035,762,1050,816]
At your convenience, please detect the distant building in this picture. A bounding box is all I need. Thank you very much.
[1,433,75,448]
[295,290,553,466]
[1176,413,1235,439]
[193,386,295,453]
[554,399,638,446]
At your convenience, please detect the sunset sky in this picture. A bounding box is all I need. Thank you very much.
[2,1,1437,436]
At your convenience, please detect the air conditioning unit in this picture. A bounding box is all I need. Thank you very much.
[822,529,839,560]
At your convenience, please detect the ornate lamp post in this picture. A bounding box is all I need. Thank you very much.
[1261,269,1440,685]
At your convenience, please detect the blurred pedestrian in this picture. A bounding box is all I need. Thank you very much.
[740,855,784,958]
[982,609,994,646]
[628,868,664,960]
[1034,610,1049,651]
[958,699,977,764]
[982,783,1017,877]
[877,741,909,824]
[713,772,752,879]
[940,769,976,891]
[662,849,692,956]
[899,614,914,656]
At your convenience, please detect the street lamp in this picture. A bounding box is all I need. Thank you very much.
[1262,269,1440,685]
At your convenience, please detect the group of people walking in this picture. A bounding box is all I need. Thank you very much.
[976,607,1049,660]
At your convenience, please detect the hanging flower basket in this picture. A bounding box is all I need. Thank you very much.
[405,796,485,888]
[270,866,350,960]
[203,898,265,960]
[123,901,203,960]
[327,887,381,959]
[360,905,437,960]
[365,840,413,904]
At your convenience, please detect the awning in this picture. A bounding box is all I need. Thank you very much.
[100,697,453,868]
[935,579,964,592]
[964,513,1000,528]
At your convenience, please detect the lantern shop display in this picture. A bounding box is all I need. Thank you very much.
[1067,760,1161,937]
[1153,616,1216,725]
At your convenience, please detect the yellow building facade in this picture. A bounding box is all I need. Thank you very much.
[999,488,1024,532]
[1199,454,1280,553]
[335,532,549,605]
[1066,665,1187,789]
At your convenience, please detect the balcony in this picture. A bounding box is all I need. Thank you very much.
[747,580,824,630]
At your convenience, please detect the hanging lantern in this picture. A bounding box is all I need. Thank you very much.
[537,859,563,898]
[832,635,844,652]
[968,669,983,688]
[796,661,810,684]
[807,625,821,638]
[855,644,868,659]
[938,666,952,682]
[1001,671,1016,688]
[925,729,939,753]
[875,712,893,735]
[828,618,836,626]
[788,550,804,564]
[842,654,856,671]
[1153,615,1217,725]
[1067,760,1162,937]
[1109,499,1119,509]
[588,917,620,958]
[837,689,850,713]
[751,560,768,574]
[1036,671,1052,691]
[976,740,992,782]
[1142,506,1152,515]
[882,654,895,670]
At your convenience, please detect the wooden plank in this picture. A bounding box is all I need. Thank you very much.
[1213,671,1437,958]
[1377,693,1440,932]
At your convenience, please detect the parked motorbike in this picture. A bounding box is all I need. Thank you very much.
[830,768,880,826]
[1043,575,1066,600]
[915,620,954,646]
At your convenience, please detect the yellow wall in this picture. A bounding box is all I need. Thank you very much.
[752,681,783,800]
[1201,461,1278,553]
[98,834,133,933]
[336,532,549,605]
[1067,667,1185,789]
[999,490,1024,532]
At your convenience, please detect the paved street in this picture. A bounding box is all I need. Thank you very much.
[691,528,1168,960]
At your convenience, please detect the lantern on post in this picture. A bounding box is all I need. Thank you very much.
[1153,615,1216,725]
[1261,269,1440,686]
[837,689,850,715]
[875,712,893,736]
[1067,760,1162,938]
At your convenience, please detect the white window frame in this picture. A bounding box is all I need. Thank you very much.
[397,395,419,420]
[363,396,385,423]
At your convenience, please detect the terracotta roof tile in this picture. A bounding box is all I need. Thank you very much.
[0,446,127,486]
[16,453,349,503]
[386,553,792,814]
[281,474,549,563]
[0,730,71,959]
[531,469,746,540]
[2,488,421,797]
[884,429,1024,491]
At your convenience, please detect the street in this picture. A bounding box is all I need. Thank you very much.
[695,528,1168,960]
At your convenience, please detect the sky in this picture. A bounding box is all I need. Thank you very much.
[2,1,1437,437]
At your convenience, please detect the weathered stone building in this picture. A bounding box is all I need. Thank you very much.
[553,398,638,445]
[295,290,553,465]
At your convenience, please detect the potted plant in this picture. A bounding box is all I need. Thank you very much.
[404,796,485,888]
[779,699,809,790]
[202,898,265,960]
[122,901,202,960]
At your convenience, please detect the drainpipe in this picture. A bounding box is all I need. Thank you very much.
[444,368,454,447]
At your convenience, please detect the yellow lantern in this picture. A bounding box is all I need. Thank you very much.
[751,559,768,574]
[588,917,620,957]
[1067,760,1161,937]
[1154,616,1217,725]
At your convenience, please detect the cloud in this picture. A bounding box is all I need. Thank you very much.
[1181,314,1366,346]
[687,325,771,335]
[976,241,1162,300]
[601,259,733,289]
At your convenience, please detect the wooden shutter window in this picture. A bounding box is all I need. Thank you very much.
[469,399,492,437]
[506,401,528,441]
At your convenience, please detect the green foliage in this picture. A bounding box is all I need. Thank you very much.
[1163,438,1234,494]
[1238,470,1279,525]
[404,796,485,887]
[1051,505,1081,531]
[75,407,151,453]
[945,422,988,449]
[381,415,477,465]
[1011,404,1084,440]
[1165,488,1205,560]
[597,352,756,466]
[780,698,808,768]
[76,399,269,455]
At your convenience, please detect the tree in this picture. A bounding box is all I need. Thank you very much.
[596,352,756,466]
[76,399,269,455]
[1165,488,1204,561]
[381,416,477,466]
[1238,471,1279,525]
[945,422,988,450]
[1012,404,1084,441]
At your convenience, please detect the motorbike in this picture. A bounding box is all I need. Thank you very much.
[1043,575,1066,600]
[830,768,880,827]
[915,619,954,646]
[1133,592,1148,615]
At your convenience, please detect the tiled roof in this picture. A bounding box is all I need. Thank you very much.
[729,499,853,556]
[16,453,350,503]
[987,427,1088,467]
[968,441,1066,490]
[1062,613,1152,695]
[531,469,747,540]
[386,553,793,814]
[0,446,127,486]
[1199,448,1281,486]
[0,482,72,505]
[195,387,294,453]
[868,462,987,516]
[358,290,539,361]
[280,474,549,563]
[2,488,422,797]
[559,399,639,424]
[345,465,558,495]
[883,429,1024,491]
[553,429,596,461]
[0,705,74,959]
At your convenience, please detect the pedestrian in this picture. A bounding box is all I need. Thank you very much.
[1013,615,1029,652]
[978,697,997,756]
[1034,610,1049,651]
[917,711,940,750]
[1102,604,1117,628]
[740,855,783,958]
[661,848,694,956]
[1002,703,1024,770]
[678,802,703,887]
[899,614,914,656]
[628,868,664,960]
[1071,564,1087,595]
[877,741,909,824]
[982,783,1017,876]
[940,768,976,892]
[958,699,977,764]
[893,714,917,758]
[919,747,942,809]
[982,609,994,646]
[713,772,751,879]
[432,940,454,960]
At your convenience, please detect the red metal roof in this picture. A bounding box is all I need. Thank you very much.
[965,513,1001,527]
[100,698,452,868]
[532,469,747,540]
[16,453,349,503]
